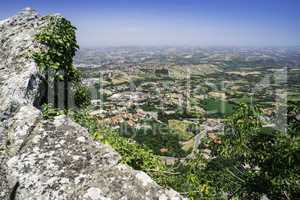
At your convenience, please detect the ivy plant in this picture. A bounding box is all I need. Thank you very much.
[32,15,90,108]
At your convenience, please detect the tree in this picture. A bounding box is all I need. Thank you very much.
[205,102,300,199]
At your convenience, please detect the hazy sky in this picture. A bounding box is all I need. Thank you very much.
[1,0,299,47]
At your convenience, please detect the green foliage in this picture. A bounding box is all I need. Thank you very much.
[32,15,90,108]
[74,84,91,108]
[41,103,63,119]
[287,100,300,134]
[162,102,299,200]
[206,102,300,199]
[164,155,226,200]
[220,103,263,159]
[70,109,98,133]
[33,16,79,80]
[94,129,166,171]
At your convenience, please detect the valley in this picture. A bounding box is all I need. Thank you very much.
[75,46,300,159]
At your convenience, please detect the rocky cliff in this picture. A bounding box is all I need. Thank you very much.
[0,8,186,200]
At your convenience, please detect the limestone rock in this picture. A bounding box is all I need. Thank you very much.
[6,115,184,200]
[0,8,186,200]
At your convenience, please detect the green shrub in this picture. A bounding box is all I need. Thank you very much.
[206,103,300,199]
[74,84,91,108]
[69,109,98,133]
[32,15,90,108]
[33,16,78,80]
[41,103,63,119]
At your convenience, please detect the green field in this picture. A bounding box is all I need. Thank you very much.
[201,97,235,117]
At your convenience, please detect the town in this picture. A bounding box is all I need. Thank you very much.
[75,46,300,159]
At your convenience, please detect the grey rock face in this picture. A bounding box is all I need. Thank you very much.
[0,7,44,113]
[0,8,186,200]
[7,115,184,200]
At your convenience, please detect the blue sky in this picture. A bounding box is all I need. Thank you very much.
[1,0,299,47]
